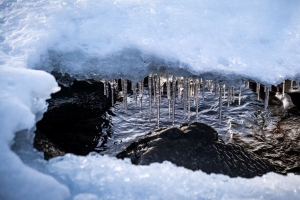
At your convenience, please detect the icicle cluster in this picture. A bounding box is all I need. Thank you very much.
[103,74,279,128]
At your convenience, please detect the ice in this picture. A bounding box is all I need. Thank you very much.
[171,76,176,125]
[1,0,300,199]
[194,79,200,122]
[238,86,242,105]
[219,87,223,124]
[155,75,161,128]
[138,79,144,111]
[265,87,270,110]
[187,78,191,121]
[148,75,153,122]
[166,74,171,117]
[121,79,128,110]
[256,83,261,100]
[111,80,115,106]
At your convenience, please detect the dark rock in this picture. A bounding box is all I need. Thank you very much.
[34,73,115,159]
[230,106,300,175]
[117,122,274,178]
[34,130,65,160]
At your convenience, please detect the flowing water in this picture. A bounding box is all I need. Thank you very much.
[98,76,280,156]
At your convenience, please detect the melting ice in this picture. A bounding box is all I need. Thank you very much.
[1,0,300,199]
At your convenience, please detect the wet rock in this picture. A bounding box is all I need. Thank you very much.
[231,107,300,175]
[34,130,65,160]
[117,122,274,178]
[35,73,115,159]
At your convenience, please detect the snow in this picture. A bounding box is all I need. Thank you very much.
[1,0,300,84]
[1,0,300,199]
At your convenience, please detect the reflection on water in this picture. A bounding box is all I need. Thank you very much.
[102,80,279,156]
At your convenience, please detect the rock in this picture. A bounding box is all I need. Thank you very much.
[117,122,274,178]
[34,130,65,160]
[34,73,115,159]
[231,106,300,175]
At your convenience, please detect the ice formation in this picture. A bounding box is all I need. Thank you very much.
[1,0,300,199]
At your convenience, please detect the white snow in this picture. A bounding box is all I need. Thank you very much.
[1,0,300,199]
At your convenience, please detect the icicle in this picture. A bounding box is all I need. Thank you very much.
[177,77,183,101]
[153,75,157,105]
[215,83,218,96]
[121,78,128,110]
[195,79,200,122]
[105,81,109,98]
[111,80,114,106]
[132,82,137,107]
[256,83,260,100]
[265,86,269,110]
[187,78,191,121]
[103,81,107,96]
[138,79,144,112]
[290,80,294,89]
[183,78,187,112]
[148,75,152,122]
[219,87,223,124]
[193,79,197,106]
[202,79,205,100]
[209,80,213,93]
[223,85,226,99]
[245,81,249,88]
[231,86,235,104]
[238,86,242,105]
[172,76,176,126]
[156,75,161,128]
[167,74,171,118]
[191,79,194,98]
[282,80,285,95]
[227,86,231,107]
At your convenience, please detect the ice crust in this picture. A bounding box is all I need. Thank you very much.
[1,0,300,84]
[1,0,300,199]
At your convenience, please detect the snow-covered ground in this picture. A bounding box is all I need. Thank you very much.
[1,0,300,199]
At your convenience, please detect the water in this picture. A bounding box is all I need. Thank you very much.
[101,76,275,156]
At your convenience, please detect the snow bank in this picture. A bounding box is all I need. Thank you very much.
[1,0,300,199]
[0,67,69,199]
[1,0,300,84]
[46,153,300,200]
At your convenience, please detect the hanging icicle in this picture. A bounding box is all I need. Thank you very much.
[265,86,270,110]
[282,80,285,96]
[219,86,223,125]
[156,75,161,128]
[223,84,226,99]
[148,74,152,122]
[132,82,137,107]
[153,74,157,105]
[138,79,144,112]
[194,79,200,122]
[177,77,180,101]
[187,78,191,121]
[238,86,242,105]
[214,83,218,96]
[256,83,260,100]
[183,77,187,112]
[227,86,231,107]
[103,80,107,96]
[111,80,114,106]
[209,80,214,93]
[167,74,171,118]
[245,81,249,88]
[121,78,128,111]
[202,79,205,100]
[172,76,176,126]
